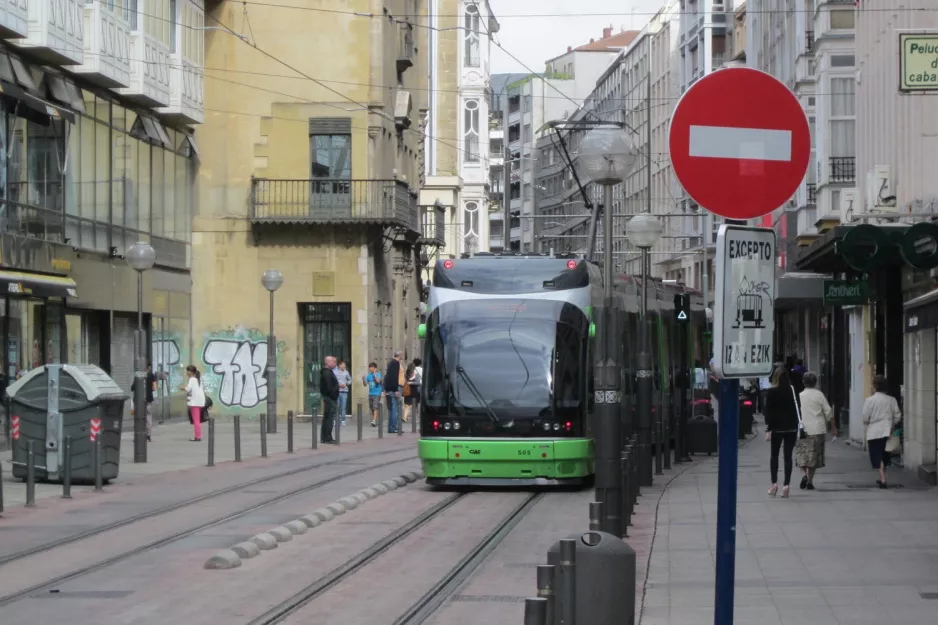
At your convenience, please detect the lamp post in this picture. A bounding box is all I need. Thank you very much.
[579,126,638,538]
[626,212,663,486]
[261,270,284,434]
[126,242,156,463]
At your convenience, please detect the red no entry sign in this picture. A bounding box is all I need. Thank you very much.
[668,67,811,220]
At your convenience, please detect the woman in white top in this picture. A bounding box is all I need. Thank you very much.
[862,374,902,489]
[179,365,206,442]
[796,372,835,490]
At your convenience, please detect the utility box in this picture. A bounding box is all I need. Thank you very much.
[547,531,636,625]
[6,364,128,483]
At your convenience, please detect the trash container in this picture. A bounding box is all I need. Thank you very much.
[6,364,128,483]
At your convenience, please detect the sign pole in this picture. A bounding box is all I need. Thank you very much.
[714,377,740,625]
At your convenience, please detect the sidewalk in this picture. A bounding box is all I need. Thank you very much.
[1,411,415,508]
[639,420,938,625]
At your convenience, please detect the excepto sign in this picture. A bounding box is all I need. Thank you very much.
[899,33,938,92]
[667,67,811,220]
[712,225,776,379]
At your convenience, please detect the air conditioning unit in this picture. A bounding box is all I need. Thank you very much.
[866,165,897,211]
[839,188,858,223]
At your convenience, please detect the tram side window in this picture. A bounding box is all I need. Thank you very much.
[424,314,447,406]
[554,320,584,412]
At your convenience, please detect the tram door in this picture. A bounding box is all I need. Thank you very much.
[302,303,352,415]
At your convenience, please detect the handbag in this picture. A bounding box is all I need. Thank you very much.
[885,434,902,454]
[791,386,806,439]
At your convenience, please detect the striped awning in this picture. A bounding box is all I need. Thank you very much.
[0,270,77,298]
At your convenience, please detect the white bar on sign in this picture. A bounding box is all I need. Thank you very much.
[689,125,792,162]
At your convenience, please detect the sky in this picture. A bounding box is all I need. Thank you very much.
[488,0,670,74]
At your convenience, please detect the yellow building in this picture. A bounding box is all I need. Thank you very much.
[196,1,439,419]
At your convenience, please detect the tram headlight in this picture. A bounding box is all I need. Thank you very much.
[552,423,561,431]
[543,422,551,432]
[452,421,461,431]
[444,422,452,431]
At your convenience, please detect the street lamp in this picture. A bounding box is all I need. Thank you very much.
[626,212,663,486]
[261,270,284,434]
[127,241,156,463]
[579,126,639,538]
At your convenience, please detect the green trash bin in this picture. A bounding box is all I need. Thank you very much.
[6,364,128,483]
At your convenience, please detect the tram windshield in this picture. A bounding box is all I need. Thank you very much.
[424,298,589,420]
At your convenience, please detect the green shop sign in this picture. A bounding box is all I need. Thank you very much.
[823,280,869,306]
[899,33,938,92]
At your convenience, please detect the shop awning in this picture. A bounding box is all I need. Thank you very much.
[904,287,938,332]
[0,80,76,124]
[0,270,77,298]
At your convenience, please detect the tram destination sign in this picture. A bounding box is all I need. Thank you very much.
[713,225,777,379]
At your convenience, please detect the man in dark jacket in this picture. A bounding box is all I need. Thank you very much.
[384,351,403,434]
[320,356,339,443]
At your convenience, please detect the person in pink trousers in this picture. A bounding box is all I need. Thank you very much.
[179,365,206,441]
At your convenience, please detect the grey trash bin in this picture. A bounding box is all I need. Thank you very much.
[6,364,128,483]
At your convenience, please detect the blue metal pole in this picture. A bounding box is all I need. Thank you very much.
[714,377,739,625]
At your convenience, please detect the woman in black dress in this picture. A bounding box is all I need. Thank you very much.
[763,365,802,498]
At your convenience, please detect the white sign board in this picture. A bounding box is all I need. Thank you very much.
[713,225,777,379]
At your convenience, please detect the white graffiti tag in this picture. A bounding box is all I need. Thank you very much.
[203,340,269,408]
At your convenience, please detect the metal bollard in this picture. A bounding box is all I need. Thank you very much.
[655,415,664,475]
[664,411,672,470]
[311,407,318,450]
[378,402,384,439]
[412,401,418,433]
[25,440,36,507]
[287,410,294,453]
[524,597,548,625]
[630,441,640,505]
[357,402,364,442]
[93,436,103,491]
[62,436,73,499]
[397,397,404,436]
[559,538,577,625]
[234,415,242,462]
[335,408,341,445]
[589,501,604,532]
[260,414,268,458]
[0,461,4,514]
[621,452,630,534]
[536,565,555,625]
[207,418,215,467]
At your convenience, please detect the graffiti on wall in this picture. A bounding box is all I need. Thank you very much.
[152,331,185,394]
[200,327,290,410]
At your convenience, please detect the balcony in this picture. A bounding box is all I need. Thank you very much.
[418,202,445,246]
[160,1,204,124]
[510,226,521,240]
[712,52,725,69]
[807,183,817,204]
[119,17,171,107]
[397,21,415,74]
[250,178,420,233]
[73,1,131,88]
[0,0,27,39]
[489,235,504,249]
[830,157,856,183]
[806,31,814,52]
[14,0,83,65]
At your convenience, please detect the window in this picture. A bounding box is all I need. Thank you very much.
[830,55,855,68]
[463,201,479,250]
[170,0,178,52]
[463,99,480,163]
[310,134,351,179]
[464,4,480,67]
[829,77,855,158]
[829,9,855,30]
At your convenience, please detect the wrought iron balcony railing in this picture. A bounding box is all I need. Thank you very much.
[250,178,420,232]
[419,203,446,246]
[806,31,814,52]
[829,157,856,183]
[398,22,415,74]
[806,183,817,205]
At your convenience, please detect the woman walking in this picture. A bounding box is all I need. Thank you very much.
[796,372,834,490]
[862,375,902,488]
[764,365,802,498]
[402,362,417,423]
[179,365,206,441]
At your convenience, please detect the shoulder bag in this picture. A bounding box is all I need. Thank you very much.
[791,386,806,439]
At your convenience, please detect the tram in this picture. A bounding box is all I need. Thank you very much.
[416,253,708,487]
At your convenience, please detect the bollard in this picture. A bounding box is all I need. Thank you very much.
[260,414,268,458]
[207,418,215,467]
[25,440,36,508]
[620,452,630,534]
[93,436,103,491]
[558,539,576,625]
[311,407,318,450]
[397,397,404,436]
[335,408,341,445]
[0,461,4,514]
[630,441,640,505]
[664,411,672,470]
[357,401,364,442]
[62,436,73,499]
[287,410,294,453]
[536,565,555,625]
[412,401,418,433]
[655,415,664,475]
[589,501,604,532]
[378,402,384,439]
[234,415,242,462]
[524,597,548,625]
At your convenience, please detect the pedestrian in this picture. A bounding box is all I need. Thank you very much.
[764,365,801,498]
[335,360,352,428]
[402,362,417,423]
[179,365,205,442]
[363,362,383,426]
[320,356,339,444]
[790,358,806,394]
[862,374,902,489]
[411,358,423,423]
[384,350,404,434]
[796,371,834,490]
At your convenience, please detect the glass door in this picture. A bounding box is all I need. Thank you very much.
[302,303,352,415]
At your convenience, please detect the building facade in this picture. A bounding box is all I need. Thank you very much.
[195,0,433,419]
[0,1,204,449]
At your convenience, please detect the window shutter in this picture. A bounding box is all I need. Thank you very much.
[308,118,352,135]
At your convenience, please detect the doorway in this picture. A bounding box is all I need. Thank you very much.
[302,303,352,415]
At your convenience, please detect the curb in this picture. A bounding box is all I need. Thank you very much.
[204,469,425,569]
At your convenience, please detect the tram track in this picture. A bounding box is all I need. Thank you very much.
[0,446,411,568]
[250,491,542,625]
[0,450,419,607]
